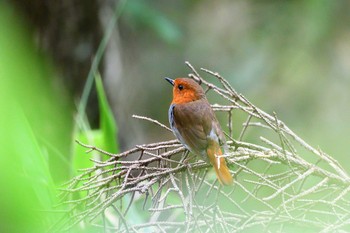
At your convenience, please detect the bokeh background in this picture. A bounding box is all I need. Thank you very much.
[1,0,349,232]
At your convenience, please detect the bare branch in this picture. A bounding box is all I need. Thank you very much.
[55,62,350,232]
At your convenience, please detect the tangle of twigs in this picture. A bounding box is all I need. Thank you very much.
[55,62,350,232]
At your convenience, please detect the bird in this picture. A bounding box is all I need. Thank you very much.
[165,77,233,185]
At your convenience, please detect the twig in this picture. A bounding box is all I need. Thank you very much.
[55,62,350,233]
[132,114,172,132]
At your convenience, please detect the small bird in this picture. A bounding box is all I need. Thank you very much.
[165,77,233,185]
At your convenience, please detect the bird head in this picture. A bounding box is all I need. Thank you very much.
[165,77,206,104]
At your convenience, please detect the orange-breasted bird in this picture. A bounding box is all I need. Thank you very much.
[165,77,233,185]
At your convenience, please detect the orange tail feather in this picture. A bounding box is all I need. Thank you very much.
[207,142,233,186]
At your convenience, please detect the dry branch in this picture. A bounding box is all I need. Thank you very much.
[55,63,350,232]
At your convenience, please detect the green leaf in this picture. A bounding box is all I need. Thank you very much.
[95,72,119,154]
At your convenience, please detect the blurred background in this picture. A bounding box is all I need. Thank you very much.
[1,0,349,232]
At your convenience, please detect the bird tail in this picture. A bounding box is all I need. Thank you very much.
[207,142,233,186]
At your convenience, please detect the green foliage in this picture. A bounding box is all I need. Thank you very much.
[96,73,119,154]
[0,2,73,232]
[0,3,122,232]
[0,3,120,232]
[73,73,119,172]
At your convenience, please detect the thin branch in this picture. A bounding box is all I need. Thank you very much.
[55,62,350,233]
[132,114,172,132]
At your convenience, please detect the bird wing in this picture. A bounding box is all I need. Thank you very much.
[172,99,225,157]
[171,99,232,185]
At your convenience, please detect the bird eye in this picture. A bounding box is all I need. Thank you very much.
[178,84,184,90]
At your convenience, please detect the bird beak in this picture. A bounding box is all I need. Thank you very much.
[165,77,174,86]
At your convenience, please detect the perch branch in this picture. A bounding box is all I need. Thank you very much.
[55,62,350,233]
